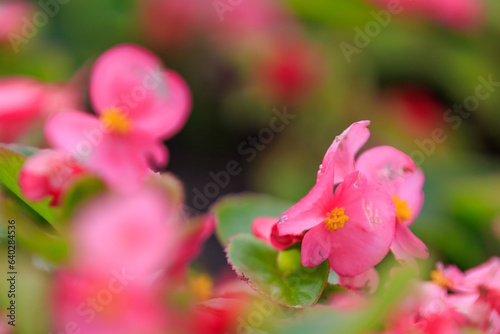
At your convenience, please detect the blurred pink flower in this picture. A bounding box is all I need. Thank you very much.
[255,38,323,104]
[357,146,428,262]
[380,86,445,136]
[72,188,180,276]
[278,122,396,276]
[19,149,85,205]
[52,270,167,334]
[387,282,467,334]
[0,77,45,143]
[45,44,192,192]
[0,1,32,43]
[430,262,466,291]
[0,76,82,143]
[434,259,500,332]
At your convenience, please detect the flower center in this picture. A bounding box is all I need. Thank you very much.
[324,207,349,231]
[100,108,131,134]
[392,195,413,223]
[430,269,453,289]
[189,274,213,301]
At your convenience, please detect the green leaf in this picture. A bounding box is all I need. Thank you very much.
[227,234,329,308]
[0,144,38,157]
[214,193,292,246]
[0,147,55,225]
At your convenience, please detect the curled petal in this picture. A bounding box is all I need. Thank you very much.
[301,224,331,267]
[318,120,370,185]
[395,223,429,260]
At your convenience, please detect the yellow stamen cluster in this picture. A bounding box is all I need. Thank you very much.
[430,269,453,289]
[189,274,213,301]
[100,108,131,134]
[392,195,413,224]
[324,207,349,231]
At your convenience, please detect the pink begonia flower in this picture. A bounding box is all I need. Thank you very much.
[45,44,191,192]
[387,282,467,334]
[338,267,380,294]
[19,149,85,206]
[0,77,45,143]
[356,146,428,261]
[462,257,500,314]
[52,270,167,334]
[278,124,396,276]
[72,188,180,277]
[435,259,500,332]
[430,262,466,291]
[251,216,302,250]
[0,1,32,43]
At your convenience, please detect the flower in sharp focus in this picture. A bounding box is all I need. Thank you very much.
[278,122,396,276]
[45,44,192,192]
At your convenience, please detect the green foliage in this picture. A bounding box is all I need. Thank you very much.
[214,193,292,246]
[0,147,55,225]
[227,234,329,308]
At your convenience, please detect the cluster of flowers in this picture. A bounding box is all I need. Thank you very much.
[15,45,253,334]
[329,258,500,333]
[253,121,427,278]
[388,258,500,333]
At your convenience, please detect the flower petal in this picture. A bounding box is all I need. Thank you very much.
[90,45,191,139]
[86,131,167,192]
[277,163,335,235]
[90,44,162,117]
[251,216,277,243]
[45,110,101,163]
[329,172,396,276]
[356,145,425,225]
[317,120,370,185]
[132,70,192,139]
[395,223,429,259]
[301,224,331,267]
